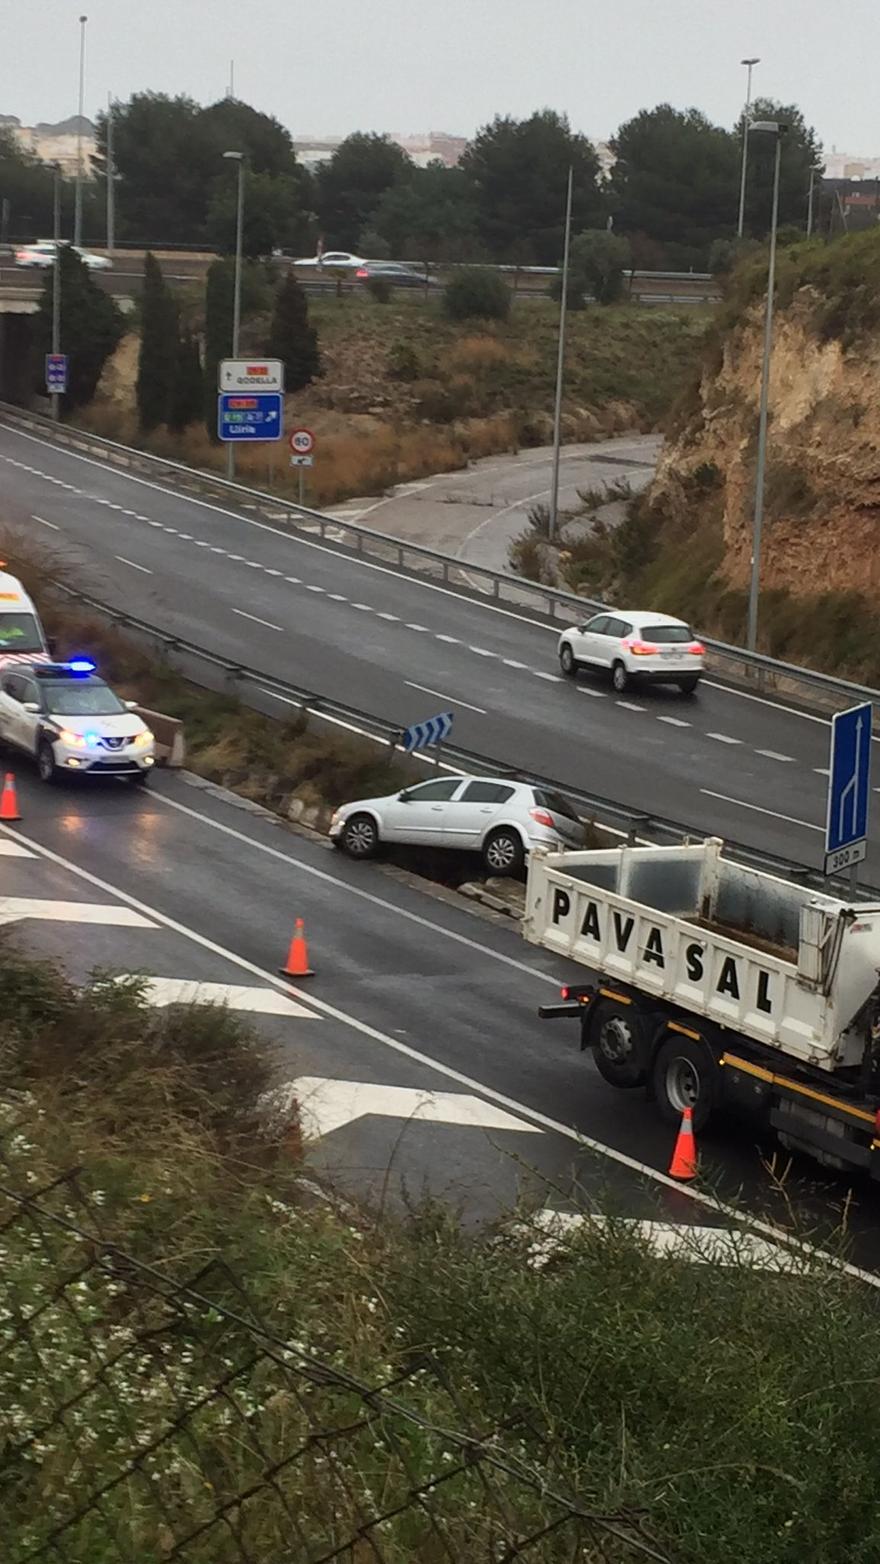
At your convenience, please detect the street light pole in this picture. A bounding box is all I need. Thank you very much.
[747,122,786,653]
[223,150,245,481]
[737,56,759,239]
[807,164,820,237]
[74,14,87,248]
[106,94,115,254]
[51,167,62,421]
[548,164,573,543]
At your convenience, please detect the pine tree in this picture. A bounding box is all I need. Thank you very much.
[268,271,319,393]
[136,252,178,431]
[168,331,204,433]
[203,258,233,439]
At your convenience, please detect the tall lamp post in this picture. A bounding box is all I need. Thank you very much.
[807,162,822,237]
[222,150,245,481]
[747,120,787,653]
[51,166,62,421]
[737,56,760,239]
[548,164,573,543]
[74,14,88,248]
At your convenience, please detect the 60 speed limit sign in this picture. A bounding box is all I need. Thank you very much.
[289,427,315,456]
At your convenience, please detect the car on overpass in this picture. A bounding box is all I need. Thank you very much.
[0,659,154,785]
[354,261,441,291]
[292,250,364,271]
[557,610,704,695]
[330,775,584,875]
[14,241,113,271]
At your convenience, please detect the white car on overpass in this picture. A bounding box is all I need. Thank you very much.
[292,250,364,270]
[330,775,584,875]
[557,610,704,695]
[14,241,113,271]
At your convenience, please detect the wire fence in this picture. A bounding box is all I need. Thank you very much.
[0,1119,671,1564]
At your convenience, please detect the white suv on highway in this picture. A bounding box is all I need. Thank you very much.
[0,660,155,784]
[330,775,584,875]
[557,610,704,695]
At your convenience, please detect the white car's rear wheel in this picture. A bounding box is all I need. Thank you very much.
[559,644,577,677]
[340,814,379,858]
[482,829,525,877]
[611,661,629,693]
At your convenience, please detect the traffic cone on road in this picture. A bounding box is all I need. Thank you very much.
[0,772,21,822]
[279,917,314,979]
[668,1106,698,1181]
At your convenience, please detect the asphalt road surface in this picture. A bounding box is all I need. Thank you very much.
[3,763,878,1278]
[0,418,868,882]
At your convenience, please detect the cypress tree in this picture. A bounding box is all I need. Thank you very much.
[136,252,178,430]
[203,258,233,439]
[168,331,204,433]
[35,247,123,410]
[268,271,320,392]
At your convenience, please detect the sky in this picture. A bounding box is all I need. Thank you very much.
[1,0,878,153]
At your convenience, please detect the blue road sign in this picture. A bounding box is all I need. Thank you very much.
[825,701,872,875]
[45,353,68,394]
[401,711,454,753]
[217,391,283,442]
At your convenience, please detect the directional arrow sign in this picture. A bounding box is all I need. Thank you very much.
[292,1076,541,1140]
[825,701,872,876]
[401,711,454,754]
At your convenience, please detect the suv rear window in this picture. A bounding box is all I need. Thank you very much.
[533,789,581,822]
[644,624,692,644]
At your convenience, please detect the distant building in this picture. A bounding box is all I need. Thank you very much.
[3,114,96,176]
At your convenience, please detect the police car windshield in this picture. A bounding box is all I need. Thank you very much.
[43,681,125,716]
[0,613,43,653]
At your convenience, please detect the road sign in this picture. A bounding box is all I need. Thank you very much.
[219,358,284,392]
[217,392,284,442]
[289,427,315,455]
[401,711,453,753]
[290,1076,540,1139]
[825,701,872,876]
[290,454,313,468]
[45,353,67,394]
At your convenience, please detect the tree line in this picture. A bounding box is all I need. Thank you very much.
[2,93,822,272]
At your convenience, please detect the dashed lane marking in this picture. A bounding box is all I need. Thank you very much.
[706,732,741,745]
[405,680,486,715]
[700,790,822,832]
[755,749,795,763]
[32,513,59,530]
[656,715,690,727]
[616,700,646,712]
[232,608,283,632]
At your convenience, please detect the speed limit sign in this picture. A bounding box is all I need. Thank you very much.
[289,427,315,456]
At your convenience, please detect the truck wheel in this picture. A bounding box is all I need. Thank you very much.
[651,1033,717,1133]
[589,1000,649,1088]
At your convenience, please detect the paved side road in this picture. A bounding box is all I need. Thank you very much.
[2,763,878,1280]
[0,419,863,879]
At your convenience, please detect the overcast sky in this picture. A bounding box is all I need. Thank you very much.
[1,0,877,152]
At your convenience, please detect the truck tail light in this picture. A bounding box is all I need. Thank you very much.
[561,985,571,1000]
[530,808,555,828]
[689,642,705,655]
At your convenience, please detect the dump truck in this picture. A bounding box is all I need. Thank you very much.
[524,837,880,1175]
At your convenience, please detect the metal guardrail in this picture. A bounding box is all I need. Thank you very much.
[3,400,878,723]
[51,579,880,899]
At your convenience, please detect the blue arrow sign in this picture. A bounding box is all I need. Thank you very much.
[45,353,68,394]
[825,701,872,875]
[401,711,454,753]
[217,391,284,442]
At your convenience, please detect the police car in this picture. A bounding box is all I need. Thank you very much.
[0,660,155,785]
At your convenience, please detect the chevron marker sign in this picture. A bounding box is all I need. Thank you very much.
[401,711,454,753]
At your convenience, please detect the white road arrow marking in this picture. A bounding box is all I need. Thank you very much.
[0,840,35,858]
[520,1210,799,1272]
[123,976,317,1017]
[0,898,154,927]
[292,1076,542,1140]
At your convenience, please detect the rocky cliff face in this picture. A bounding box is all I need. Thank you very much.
[652,287,880,600]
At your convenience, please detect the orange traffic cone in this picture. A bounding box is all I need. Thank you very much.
[279,917,314,979]
[0,772,20,822]
[668,1106,698,1181]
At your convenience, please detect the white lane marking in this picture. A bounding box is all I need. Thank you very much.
[126,976,317,1017]
[469,645,496,658]
[755,749,795,763]
[163,526,178,534]
[210,545,226,553]
[32,513,59,530]
[405,681,486,714]
[815,768,830,777]
[351,602,374,611]
[327,592,347,601]
[577,687,607,698]
[284,575,301,584]
[503,657,528,669]
[265,568,282,577]
[0,840,34,857]
[656,715,690,727]
[147,520,163,527]
[406,623,430,632]
[0,897,155,927]
[376,612,399,621]
[135,514,150,521]
[292,1077,539,1139]
[6,816,878,1290]
[122,509,139,518]
[616,700,645,712]
[245,560,262,569]
[0,425,870,742]
[228,552,244,561]
[195,540,210,548]
[115,555,152,574]
[700,790,822,832]
[533,670,562,682]
[706,732,742,745]
[522,1211,797,1272]
[305,584,325,593]
[232,608,283,632]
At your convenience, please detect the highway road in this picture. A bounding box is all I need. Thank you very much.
[0,417,869,881]
[3,764,876,1276]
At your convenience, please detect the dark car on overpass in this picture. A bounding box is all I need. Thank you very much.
[354,261,441,291]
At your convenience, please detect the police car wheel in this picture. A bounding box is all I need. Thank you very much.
[37,741,58,785]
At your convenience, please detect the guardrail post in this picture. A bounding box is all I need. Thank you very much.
[626,815,651,846]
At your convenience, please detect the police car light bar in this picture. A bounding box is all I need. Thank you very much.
[67,658,96,674]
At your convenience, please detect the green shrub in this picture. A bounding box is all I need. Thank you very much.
[443,266,511,322]
[387,339,422,381]
[365,273,393,304]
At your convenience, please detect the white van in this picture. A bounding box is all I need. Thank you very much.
[0,571,52,670]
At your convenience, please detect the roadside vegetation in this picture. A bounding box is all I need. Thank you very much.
[3,943,880,1563]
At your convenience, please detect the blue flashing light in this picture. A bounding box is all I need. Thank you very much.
[85,732,100,746]
[67,658,96,675]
